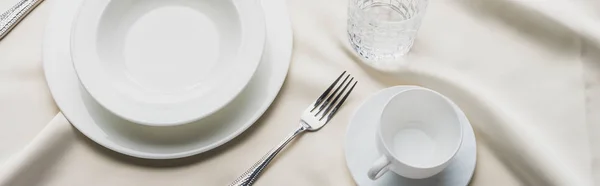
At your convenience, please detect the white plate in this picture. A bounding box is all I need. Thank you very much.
[70,0,266,126]
[345,86,477,186]
[43,0,291,159]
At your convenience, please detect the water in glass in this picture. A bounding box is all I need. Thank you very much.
[348,0,428,63]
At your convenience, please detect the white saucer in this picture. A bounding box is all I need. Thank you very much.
[70,0,266,126]
[43,0,291,159]
[345,86,477,186]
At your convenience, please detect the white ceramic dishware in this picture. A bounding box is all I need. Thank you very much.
[346,86,476,186]
[44,0,291,159]
[70,0,266,126]
[368,87,464,180]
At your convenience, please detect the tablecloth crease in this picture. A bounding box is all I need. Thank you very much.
[582,42,600,185]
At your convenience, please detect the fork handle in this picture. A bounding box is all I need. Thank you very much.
[0,0,43,40]
[229,124,309,186]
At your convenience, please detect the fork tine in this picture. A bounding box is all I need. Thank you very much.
[313,74,350,114]
[319,77,355,121]
[311,71,346,111]
[323,81,357,123]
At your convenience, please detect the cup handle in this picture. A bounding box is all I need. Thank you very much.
[367,155,391,180]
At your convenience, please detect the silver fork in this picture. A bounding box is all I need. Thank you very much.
[230,71,357,186]
[0,0,44,41]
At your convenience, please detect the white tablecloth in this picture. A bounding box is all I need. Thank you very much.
[0,0,598,185]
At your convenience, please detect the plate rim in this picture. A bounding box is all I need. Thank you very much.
[42,0,292,159]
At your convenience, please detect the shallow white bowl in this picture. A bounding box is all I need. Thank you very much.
[70,0,266,126]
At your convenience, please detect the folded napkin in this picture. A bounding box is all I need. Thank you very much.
[0,0,597,185]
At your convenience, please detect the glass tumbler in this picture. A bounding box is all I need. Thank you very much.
[348,0,429,63]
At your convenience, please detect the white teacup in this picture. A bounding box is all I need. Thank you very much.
[367,87,464,180]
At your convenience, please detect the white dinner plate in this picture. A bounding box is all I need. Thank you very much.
[345,86,477,186]
[70,0,266,126]
[43,0,291,159]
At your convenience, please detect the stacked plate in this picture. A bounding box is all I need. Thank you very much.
[43,0,292,159]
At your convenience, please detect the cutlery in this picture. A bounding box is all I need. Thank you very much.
[0,0,44,40]
[230,71,357,186]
